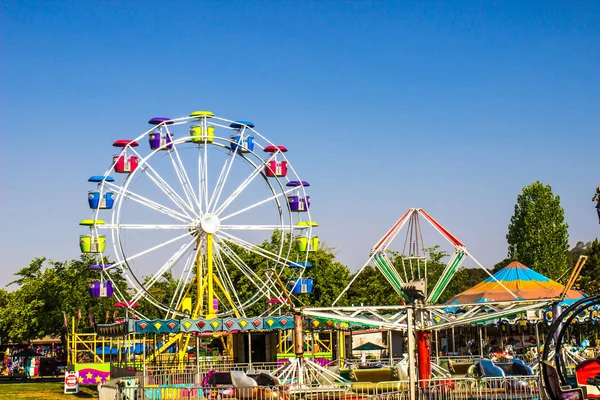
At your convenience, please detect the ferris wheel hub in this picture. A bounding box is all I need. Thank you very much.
[197,213,220,234]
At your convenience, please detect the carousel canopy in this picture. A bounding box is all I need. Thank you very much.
[446,261,584,306]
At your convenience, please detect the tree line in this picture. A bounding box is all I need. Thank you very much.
[0,181,597,345]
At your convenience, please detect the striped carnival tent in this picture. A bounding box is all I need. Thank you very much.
[446,261,584,306]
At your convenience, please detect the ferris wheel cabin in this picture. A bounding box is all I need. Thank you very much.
[229,121,255,153]
[190,111,215,144]
[88,176,116,209]
[79,235,106,253]
[88,191,114,209]
[88,281,114,298]
[296,236,319,252]
[264,145,288,177]
[112,140,139,173]
[289,278,314,294]
[295,221,319,252]
[148,117,174,150]
[287,181,311,212]
[79,220,106,253]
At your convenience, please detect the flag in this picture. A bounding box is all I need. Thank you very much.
[88,311,95,327]
[63,312,68,327]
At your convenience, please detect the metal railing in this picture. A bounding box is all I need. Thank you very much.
[100,372,544,400]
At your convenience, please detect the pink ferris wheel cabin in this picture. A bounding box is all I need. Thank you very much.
[264,145,288,177]
[112,140,139,173]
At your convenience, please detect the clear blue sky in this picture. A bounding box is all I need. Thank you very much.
[1,1,599,288]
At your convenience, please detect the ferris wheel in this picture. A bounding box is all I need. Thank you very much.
[79,111,318,319]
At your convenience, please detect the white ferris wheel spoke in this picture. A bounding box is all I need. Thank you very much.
[214,238,274,294]
[219,186,298,222]
[129,238,196,305]
[130,147,196,218]
[130,146,197,218]
[198,146,205,214]
[213,159,268,217]
[219,224,290,231]
[202,136,209,212]
[102,224,190,230]
[214,238,284,305]
[142,165,196,217]
[110,231,192,269]
[216,230,293,269]
[207,156,232,215]
[168,144,202,213]
[167,242,200,319]
[211,248,247,317]
[106,182,191,223]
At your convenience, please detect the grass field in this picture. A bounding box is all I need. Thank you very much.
[0,382,98,399]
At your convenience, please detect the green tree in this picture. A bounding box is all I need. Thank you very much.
[136,272,179,320]
[576,239,600,295]
[568,241,591,267]
[506,181,569,281]
[1,256,126,346]
[346,265,402,306]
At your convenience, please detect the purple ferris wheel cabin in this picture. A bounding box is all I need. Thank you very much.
[88,281,114,298]
[148,117,174,150]
[286,181,311,212]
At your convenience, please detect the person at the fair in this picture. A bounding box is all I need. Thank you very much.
[593,186,600,224]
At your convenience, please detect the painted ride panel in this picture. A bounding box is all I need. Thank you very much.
[88,191,115,209]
